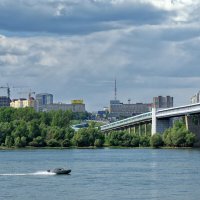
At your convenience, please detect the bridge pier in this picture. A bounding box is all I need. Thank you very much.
[151,108,172,134]
[133,126,136,134]
[139,124,141,136]
[151,108,157,135]
[185,115,189,130]
[144,123,147,136]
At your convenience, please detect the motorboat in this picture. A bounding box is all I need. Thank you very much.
[47,168,71,175]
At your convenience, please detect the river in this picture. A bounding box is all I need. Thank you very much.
[0,148,200,200]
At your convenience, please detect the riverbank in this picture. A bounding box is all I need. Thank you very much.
[0,145,195,150]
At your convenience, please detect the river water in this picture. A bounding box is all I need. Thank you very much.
[0,148,200,200]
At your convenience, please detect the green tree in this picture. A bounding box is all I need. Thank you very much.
[0,122,13,144]
[47,139,60,147]
[5,135,13,147]
[20,136,27,147]
[27,120,40,140]
[171,129,186,147]
[150,134,164,148]
[61,139,71,147]
[139,135,150,147]
[121,133,132,147]
[107,131,124,146]
[14,137,25,148]
[130,134,140,147]
[0,107,15,123]
[0,107,96,148]
[163,120,196,147]
[29,136,46,147]
[65,127,75,140]
[40,112,52,126]
[13,107,39,122]
[11,120,28,138]
[51,110,73,128]
[72,129,90,147]
[163,128,173,146]
[94,138,104,147]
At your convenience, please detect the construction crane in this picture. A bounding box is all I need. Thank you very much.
[28,91,35,100]
[0,84,10,98]
[18,90,35,100]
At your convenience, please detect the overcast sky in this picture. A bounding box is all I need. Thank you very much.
[0,0,200,111]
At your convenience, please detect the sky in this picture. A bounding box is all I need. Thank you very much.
[0,0,200,111]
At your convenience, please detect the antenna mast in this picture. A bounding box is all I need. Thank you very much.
[114,78,117,100]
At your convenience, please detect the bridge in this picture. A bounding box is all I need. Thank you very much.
[101,103,200,141]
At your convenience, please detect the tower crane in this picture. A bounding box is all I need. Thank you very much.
[0,85,10,98]
[18,90,35,100]
[28,91,35,100]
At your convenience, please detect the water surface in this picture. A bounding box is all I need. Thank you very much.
[0,148,200,200]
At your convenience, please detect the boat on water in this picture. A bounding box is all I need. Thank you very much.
[47,168,71,175]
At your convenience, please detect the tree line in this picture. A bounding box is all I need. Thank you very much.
[106,120,196,148]
[0,107,197,148]
[0,107,99,148]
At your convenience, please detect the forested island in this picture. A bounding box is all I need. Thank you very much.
[0,107,197,149]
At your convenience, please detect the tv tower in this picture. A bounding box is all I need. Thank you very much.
[114,78,117,100]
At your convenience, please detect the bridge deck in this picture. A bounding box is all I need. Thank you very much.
[101,112,152,131]
[101,103,200,132]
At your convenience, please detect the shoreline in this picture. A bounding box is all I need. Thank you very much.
[0,146,196,150]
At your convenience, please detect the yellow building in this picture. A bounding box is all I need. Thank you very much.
[71,100,84,105]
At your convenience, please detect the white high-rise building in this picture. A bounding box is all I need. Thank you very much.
[191,91,200,104]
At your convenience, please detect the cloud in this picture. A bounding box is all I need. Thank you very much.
[0,0,174,35]
[1,0,200,110]
[1,17,200,110]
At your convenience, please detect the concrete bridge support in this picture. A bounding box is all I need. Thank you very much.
[185,115,189,130]
[151,108,157,135]
[144,124,147,136]
[151,108,172,135]
[139,124,141,136]
[121,123,150,136]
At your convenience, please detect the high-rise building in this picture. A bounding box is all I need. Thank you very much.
[0,96,10,107]
[36,93,53,105]
[153,96,173,109]
[191,91,200,104]
[36,93,53,111]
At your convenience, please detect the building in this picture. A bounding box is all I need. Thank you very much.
[36,93,53,106]
[109,100,152,119]
[191,91,200,104]
[10,97,37,109]
[153,96,173,109]
[0,96,10,107]
[36,93,53,111]
[40,100,86,113]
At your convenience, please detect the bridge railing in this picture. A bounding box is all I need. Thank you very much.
[156,103,200,118]
[101,112,152,131]
[101,103,200,132]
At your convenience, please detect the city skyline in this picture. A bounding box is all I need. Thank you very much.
[1,0,200,111]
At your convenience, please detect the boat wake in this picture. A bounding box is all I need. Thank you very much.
[0,171,56,176]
